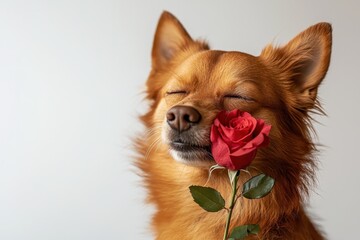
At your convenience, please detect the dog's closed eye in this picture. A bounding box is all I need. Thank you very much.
[224,94,254,102]
[166,90,188,95]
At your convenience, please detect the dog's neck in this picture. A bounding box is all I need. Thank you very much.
[136,106,319,237]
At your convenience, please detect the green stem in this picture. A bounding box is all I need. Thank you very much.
[223,171,239,240]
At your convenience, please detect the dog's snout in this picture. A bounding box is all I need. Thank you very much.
[166,105,201,132]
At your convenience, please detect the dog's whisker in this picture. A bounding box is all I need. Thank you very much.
[144,137,162,162]
[145,125,162,134]
[145,126,163,139]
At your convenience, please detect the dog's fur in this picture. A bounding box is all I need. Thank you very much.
[136,11,332,240]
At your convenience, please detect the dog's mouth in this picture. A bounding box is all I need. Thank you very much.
[168,138,214,166]
[170,140,211,153]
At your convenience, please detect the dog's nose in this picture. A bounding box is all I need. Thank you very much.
[166,105,201,132]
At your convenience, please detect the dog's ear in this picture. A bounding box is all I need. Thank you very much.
[261,23,332,110]
[151,11,195,69]
[147,11,208,100]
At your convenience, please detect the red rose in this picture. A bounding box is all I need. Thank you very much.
[210,110,271,170]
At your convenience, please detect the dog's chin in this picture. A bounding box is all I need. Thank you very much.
[168,143,214,168]
[163,126,214,167]
[170,150,214,167]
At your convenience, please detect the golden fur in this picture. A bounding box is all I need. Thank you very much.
[136,11,332,240]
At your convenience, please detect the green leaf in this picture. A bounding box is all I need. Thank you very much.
[229,224,260,239]
[229,225,247,239]
[189,185,225,212]
[242,173,275,199]
[247,224,260,234]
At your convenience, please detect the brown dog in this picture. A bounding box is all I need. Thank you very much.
[136,11,331,240]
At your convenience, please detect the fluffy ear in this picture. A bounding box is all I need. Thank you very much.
[151,11,194,70]
[261,23,332,110]
[146,11,208,100]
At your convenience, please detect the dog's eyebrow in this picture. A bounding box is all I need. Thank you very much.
[231,78,259,87]
[169,70,186,83]
[239,78,257,83]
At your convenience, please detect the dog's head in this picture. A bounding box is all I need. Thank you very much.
[144,11,331,169]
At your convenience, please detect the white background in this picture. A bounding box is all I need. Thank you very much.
[0,1,359,239]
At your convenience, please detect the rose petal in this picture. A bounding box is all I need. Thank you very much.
[231,145,257,156]
[229,150,257,170]
[261,124,272,135]
[210,110,272,171]
[228,140,248,151]
[217,125,234,145]
[242,134,265,149]
[220,126,250,144]
[211,137,236,170]
[219,109,244,126]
